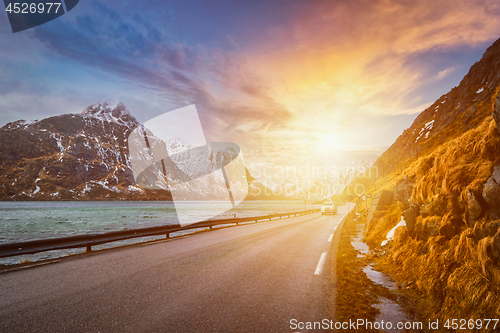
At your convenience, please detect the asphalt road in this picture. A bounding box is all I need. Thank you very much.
[0,204,352,333]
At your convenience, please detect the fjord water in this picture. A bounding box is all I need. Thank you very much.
[0,200,312,265]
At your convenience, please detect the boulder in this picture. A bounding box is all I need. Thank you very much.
[494,92,500,136]
[403,208,417,237]
[420,202,433,218]
[415,220,425,241]
[465,189,484,227]
[474,221,500,241]
[425,217,440,237]
[439,216,465,239]
[415,216,440,241]
[410,202,420,216]
[366,190,394,227]
[371,190,394,209]
[420,196,447,217]
[394,176,414,209]
[482,165,500,220]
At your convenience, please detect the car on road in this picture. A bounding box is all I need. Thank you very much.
[321,202,337,215]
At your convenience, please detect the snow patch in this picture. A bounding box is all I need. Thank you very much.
[127,185,143,193]
[166,137,193,155]
[424,119,434,131]
[82,183,92,194]
[381,218,407,246]
[50,132,65,152]
[56,140,64,151]
[82,180,120,193]
[476,87,484,94]
[415,119,434,143]
[81,100,137,130]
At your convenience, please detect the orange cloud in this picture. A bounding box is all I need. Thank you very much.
[200,0,500,180]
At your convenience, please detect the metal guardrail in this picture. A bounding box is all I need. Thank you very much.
[0,208,320,258]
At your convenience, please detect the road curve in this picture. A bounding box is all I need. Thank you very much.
[0,204,352,332]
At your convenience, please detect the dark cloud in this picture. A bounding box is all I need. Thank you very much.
[32,2,203,104]
[25,1,294,137]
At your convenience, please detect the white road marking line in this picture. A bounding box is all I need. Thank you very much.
[328,234,333,242]
[314,252,328,275]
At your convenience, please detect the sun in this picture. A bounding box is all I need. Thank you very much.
[318,133,345,151]
[325,137,338,149]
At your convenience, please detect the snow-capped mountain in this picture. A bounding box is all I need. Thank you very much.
[82,100,138,130]
[0,101,162,200]
[0,101,279,201]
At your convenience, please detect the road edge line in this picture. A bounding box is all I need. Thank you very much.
[325,204,355,323]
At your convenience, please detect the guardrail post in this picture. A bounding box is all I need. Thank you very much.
[85,245,91,253]
[166,233,170,239]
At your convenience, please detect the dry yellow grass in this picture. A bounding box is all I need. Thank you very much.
[359,115,500,324]
[411,118,499,206]
[365,204,401,247]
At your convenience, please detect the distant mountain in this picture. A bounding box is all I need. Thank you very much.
[0,101,148,200]
[256,159,374,201]
[0,101,278,201]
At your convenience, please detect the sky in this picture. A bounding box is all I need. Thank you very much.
[1,0,500,183]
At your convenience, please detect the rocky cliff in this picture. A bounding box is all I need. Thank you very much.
[375,38,500,175]
[0,101,279,201]
[0,101,152,200]
[360,38,500,319]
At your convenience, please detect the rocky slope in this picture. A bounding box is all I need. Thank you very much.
[356,38,500,320]
[0,101,150,200]
[375,38,500,175]
[0,101,279,201]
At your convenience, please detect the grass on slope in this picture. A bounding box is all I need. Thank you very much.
[363,117,500,329]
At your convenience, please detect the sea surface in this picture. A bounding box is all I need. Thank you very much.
[0,200,315,265]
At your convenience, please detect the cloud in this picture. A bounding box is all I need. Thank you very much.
[235,0,500,115]
[32,2,204,102]
[25,2,296,144]
[436,67,456,80]
[2,0,500,179]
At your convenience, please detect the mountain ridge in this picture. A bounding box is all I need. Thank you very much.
[353,37,500,320]
[375,38,500,174]
[0,101,291,201]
